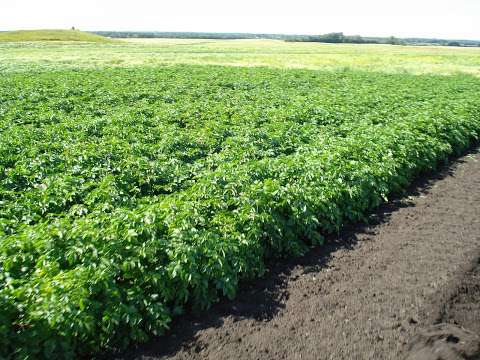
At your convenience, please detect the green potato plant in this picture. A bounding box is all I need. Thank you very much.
[0,65,479,358]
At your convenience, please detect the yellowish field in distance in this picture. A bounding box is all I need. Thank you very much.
[1,37,479,75]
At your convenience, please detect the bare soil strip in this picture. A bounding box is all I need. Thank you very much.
[123,148,480,360]
[405,259,480,360]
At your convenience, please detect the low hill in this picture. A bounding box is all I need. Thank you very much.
[0,29,113,43]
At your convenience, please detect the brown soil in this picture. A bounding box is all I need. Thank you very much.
[405,259,480,360]
[405,323,480,360]
[120,148,480,360]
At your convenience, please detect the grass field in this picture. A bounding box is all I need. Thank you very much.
[1,37,480,358]
[1,38,480,75]
[0,29,114,43]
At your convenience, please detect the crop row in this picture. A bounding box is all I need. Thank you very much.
[1,65,479,358]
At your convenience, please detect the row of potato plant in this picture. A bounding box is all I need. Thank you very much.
[1,65,479,358]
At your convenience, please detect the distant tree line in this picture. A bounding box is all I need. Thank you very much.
[92,31,480,47]
[282,32,407,44]
[93,31,287,40]
[284,32,379,44]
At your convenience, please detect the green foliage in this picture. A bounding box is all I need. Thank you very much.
[285,32,405,45]
[0,65,479,358]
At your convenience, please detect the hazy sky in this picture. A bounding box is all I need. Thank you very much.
[1,0,479,40]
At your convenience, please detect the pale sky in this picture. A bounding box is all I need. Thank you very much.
[1,0,479,40]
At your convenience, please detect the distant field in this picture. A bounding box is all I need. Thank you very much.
[0,38,479,75]
[0,29,112,43]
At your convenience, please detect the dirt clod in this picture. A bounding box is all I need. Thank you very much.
[405,324,480,360]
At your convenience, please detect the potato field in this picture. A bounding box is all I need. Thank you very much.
[1,63,479,358]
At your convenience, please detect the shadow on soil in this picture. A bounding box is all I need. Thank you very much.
[116,146,478,360]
